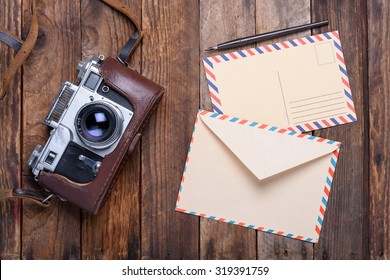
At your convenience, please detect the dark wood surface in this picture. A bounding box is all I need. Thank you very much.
[311,0,369,260]
[0,0,388,260]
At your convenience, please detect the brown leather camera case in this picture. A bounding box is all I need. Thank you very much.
[38,57,165,213]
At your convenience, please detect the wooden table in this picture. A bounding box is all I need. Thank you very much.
[0,0,388,260]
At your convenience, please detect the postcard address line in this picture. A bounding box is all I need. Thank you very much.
[275,72,347,126]
[288,91,346,124]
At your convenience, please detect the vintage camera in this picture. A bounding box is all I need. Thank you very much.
[28,56,134,184]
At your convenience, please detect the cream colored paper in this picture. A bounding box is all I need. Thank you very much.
[176,111,340,242]
[204,32,357,131]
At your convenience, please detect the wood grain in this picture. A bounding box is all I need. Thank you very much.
[311,0,369,259]
[258,234,312,260]
[80,0,142,260]
[255,0,314,260]
[1,0,389,260]
[140,0,200,259]
[21,0,81,259]
[256,0,311,40]
[368,0,390,260]
[0,0,22,260]
[199,0,257,260]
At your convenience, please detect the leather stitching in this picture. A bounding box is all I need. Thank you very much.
[90,62,164,212]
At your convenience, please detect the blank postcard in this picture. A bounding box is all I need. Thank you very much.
[203,31,357,132]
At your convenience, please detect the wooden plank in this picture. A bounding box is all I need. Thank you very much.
[21,0,81,259]
[256,0,311,42]
[140,0,200,259]
[0,0,22,260]
[368,0,390,260]
[199,0,257,260]
[80,0,142,260]
[255,0,313,260]
[311,0,369,259]
[258,234,312,260]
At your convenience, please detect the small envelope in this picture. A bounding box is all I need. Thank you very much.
[176,110,341,243]
[203,31,357,132]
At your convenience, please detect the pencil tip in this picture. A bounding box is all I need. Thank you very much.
[205,46,217,51]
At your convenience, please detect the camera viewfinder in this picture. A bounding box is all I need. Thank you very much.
[84,72,101,91]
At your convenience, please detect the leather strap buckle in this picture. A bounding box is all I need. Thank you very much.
[116,55,129,67]
[12,188,52,207]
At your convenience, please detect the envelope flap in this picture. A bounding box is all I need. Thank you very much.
[200,113,340,180]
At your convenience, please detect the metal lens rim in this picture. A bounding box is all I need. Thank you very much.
[80,105,115,142]
[75,102,123,150]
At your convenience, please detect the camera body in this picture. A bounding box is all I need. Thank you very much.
[29,56,134,185]
[27,56,164,213]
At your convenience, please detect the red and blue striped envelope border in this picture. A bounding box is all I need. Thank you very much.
[203,31,357,133]
[176,110,341,243]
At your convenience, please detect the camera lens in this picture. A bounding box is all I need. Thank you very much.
[76,102,123,150]
[85,112,110,138]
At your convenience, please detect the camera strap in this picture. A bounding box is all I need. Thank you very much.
[0,0,143,207]
[0,0,38,101]
[0,0,142,100]
[100,0,143,64]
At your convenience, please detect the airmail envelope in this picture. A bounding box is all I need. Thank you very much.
[176,110,341,242]
[203,31,357,132]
